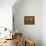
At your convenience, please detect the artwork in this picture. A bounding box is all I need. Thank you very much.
[24,16,35,25]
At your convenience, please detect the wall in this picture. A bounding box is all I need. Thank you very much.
[41,0,46,46]
[13,0,41,46]
[0,0,16,30]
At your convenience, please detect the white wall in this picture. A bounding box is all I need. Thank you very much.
[13,0,41,46]
[41,0,46,46]
[13,0,46,46]
[0,0,16,29]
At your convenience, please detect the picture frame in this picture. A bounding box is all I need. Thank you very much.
[24,16,35,25]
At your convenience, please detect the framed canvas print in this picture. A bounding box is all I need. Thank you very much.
[24,16,35,25]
